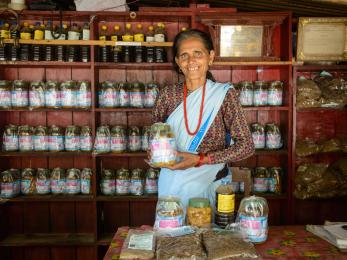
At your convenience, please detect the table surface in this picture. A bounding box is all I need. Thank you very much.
[103,225,347,260]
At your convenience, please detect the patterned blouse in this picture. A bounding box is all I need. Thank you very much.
[152,82,255,164]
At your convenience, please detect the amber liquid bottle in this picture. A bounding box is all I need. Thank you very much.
[122,23,134,63]
[32,22,44,61]
[54,24,67,62]
[145,25,155,63]
[44,20,54,61]
[134,23,144,63]
[111,25,122,62]
[154,22,166,63]
[20,22,31,61]
[9,21,19,61]
[67,23,80,62]
[0,21,10,61]
[215,178,235,228]
[81,22,90,62]
[99,24,109,62]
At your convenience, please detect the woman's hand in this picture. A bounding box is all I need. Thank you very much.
[166,152,200,170]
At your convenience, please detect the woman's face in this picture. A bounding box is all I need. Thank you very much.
[175,37,215,82]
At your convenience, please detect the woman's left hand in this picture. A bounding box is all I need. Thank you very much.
[166,152,200,170]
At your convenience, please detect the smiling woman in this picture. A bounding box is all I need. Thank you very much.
[151,29,255,207]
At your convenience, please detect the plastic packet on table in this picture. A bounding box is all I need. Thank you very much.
[119,229,155,260]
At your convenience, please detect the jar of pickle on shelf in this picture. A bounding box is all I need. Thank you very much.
[99,81,118,108]
[60,80,77,108]
[119,82,130,107]
[2,124,19,151]
[65,168,81,195]
[130,168,144,196]
[76,81,91,109]
[11,80,29,109]
[36,168,50,195]
[144,82,159,107]
[267,81,283,106]
[93,125,111,154]
[100,169,115,195]
[145,168,159,194]
[141,126,151,151]
[45,81,60,109]
[80,126,93,152]
[111,125,127,153]
[29,81,45,109]
[128,126,141,152]
[18,125,34,152]
[50,168,65,194]
[237,81,253,106]
[0,80,12,109]
[253,81,268,106]
[265,123,282,149]
[116,168,130,195]
[251,123,265,149]
[33,125,48,151]
[129,82,144,108]
[48,125,64,152]
[252,167,269,193]
[21,168,36,195]
[268,167,282,194]
[81,168,92,195]
[65,125,80,151]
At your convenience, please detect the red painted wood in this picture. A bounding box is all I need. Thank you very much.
[98,202,129,234]
[76,202,96,233]
[76,247,96,260]
[51,247,75,260]
[130,201,156,227]
[23,203,49,233]
[50,202,75,233]
[5,203,24,234]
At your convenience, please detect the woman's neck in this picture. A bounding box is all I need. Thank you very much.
[185,77,207,91]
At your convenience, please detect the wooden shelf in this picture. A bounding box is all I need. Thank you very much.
[0,151,92,157]
[95,108,152,112]
[0,108,91,112]
[96,195,157,201]
[97,233,114,246]
[293,63,347,71]
[8,195,93,202]
[250,193,287,200]
[95,62,173,69]
[0,233,95,246]
[297,107,347,112]
[254,149,288,155]
[243,106,289,111]
[0,61,91,67]
[95,152,146,157]
[212,61,292,67]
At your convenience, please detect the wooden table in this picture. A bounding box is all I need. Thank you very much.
[103,225,347,260]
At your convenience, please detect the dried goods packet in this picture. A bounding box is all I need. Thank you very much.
[119,229,155,260]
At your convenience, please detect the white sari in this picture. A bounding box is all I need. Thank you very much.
[158,79,232,207]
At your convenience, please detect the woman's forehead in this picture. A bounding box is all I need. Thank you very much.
[178,37,207,51]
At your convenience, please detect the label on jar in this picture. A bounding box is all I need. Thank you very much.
[51,179,65,194]
[65,179,81,194]
[19,136,33,151]
[130,179,143,195]
[99,90,117,108]
[157,215,183,228]
[134,34,144,42]
[144,89,158,107]
[239,215,268,243]
[111,136,127,152]
[252,132,265,149]
[29,90,45,107]
[151,138,176,165]
[119,89,129,107]
[268,90,282,106]
[45,30,54,40]
[130,91,143,108]
[36,179,50,194]
[82,29,90,40]
[154,34,165,42]
[116,179,130,195]
[101,179,115,195]
[253,178,269,192]
[21,179,34,194]
[45,90,60,107]
[76,90,91,108]
[3,136,19,151]
[61,90,76,107]
[68,31,80,40]
[49,135,64,151]
[253,90,268,106]
[145,179,158,194]
[34,30,44,40]
[94,136,110,153]
[33,135,48,151]
[217,194,235,213]
[141,136,149,151]
[81,179,91,194]
[268,178,277,193]
[128,136,141,152]
[65,136,80,151]
[266,133,282,149]
[20,32,31,40]
[0,90,11,107]
[1,183,16,198]
[11,90,28,107]
[239,90,253,106]
[80,136,93,151]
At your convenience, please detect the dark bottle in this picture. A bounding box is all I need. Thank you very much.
[215,178,235,228]
[32,22,44,61]
[122,23,134,63]
[134,23,144,63]
[9,21,20,61]
[54,24,67,62]
[98,24,109,62]
[145,25,154,63]
[67,23,80,62]
[154,22,166,63]
[43,20,54,61]
[111,25,122,62]
[20,22,31,61]
[0,21,10,61]
[81,22,90,62]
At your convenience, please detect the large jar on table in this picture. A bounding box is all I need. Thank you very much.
[187,197,212,227]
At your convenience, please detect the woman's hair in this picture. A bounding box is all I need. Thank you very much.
[172,29,215,81]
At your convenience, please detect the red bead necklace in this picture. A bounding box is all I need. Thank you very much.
[183,80,206,136]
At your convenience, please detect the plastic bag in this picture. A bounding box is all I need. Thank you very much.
[74,0,129,11]
[295,139,321,157]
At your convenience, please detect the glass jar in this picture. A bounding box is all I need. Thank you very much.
[154,196,184,229]
[145,168,159,194]
[251,123,265,149]
[2,124,19,151]
[36,168,50,195]
[60,80,77,108]
[118,82,130,107]
[100,169,115,195]
[268,81,283,106]
[11,80,29,108]
[33,125,48,151]
[50,168,66,194]
[116,168,130,195]
[93,125,111,154]
[81,168,92,194]
[187,197,212,227]
[0,80,12,109]
[268,167,282,194]
[130,168,144,196]
[76,81,91,109]
[253,167,269,193]
[80,126,93,152]
[18,125,34,152]
[48,125,65,151]
[128,126,141,152]
[141,126,151,151]
[65,125,80,151]
[21,168,36,195]
[99,81,118,108]
[1,169,18,198]
[29,81,45,109]
[265,123,282,149]
[129,82,144,108]
[45,81,60,109]
[237,81,253,106]
[111,125,127,153]
[253,81,268,106]
[65,168,81,194]
[144,82,159,108]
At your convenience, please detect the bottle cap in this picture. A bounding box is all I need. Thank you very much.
[114,25,120,30]
[148,25,154,31]
[137,24,142,29]
[189,197,210,208]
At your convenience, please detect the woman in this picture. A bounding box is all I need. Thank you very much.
[151,29,255,207]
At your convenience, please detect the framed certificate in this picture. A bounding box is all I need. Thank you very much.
[297,17,347,61]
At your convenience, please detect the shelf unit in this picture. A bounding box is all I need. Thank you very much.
[0,8,293,260]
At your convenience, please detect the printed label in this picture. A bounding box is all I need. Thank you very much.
[145,179,158,194]
[3,136,19,151]
[119,89,129,107]
[134,34,144,42]
[129,91,143,108]
[239,90,253,106]
[19,136,33,151]
[150,138,176,164]
[76,90,91,107]
[0,29,10,39]
[80,136,93,151]
[48,135,64,151]
[0,90,11,107]
[266,133,282,149]
[81,179,91,194]
[1,183,17,198]
[68,31,80,40]
[239,215,268,243]
[252,132,265,149]
[101,179,115,195]
[157,215,183,228]
[45,30,53,40]
[154,34,165,42]
[217,194,235,213]
[45,90,60,107]
[116,179,130,195]
[65,136,80,151]
[11,90,28,107]
[253,90,268,106]
[61,90,76,107]
[29,91,45,107]
[20,32,31,40]
[146,36,154,42]
[141,136,149,151]
[82,29,90,40]
[51,179,65,194]
[65,179,81,194]
[253,178,269,192]
[111,137,127,152]
[128,136,141,152]
[144,90,158,107]
[99,90,117,108]
[34,30,44,40]
[268,90,282,106]
[122,35,134,41]
[21,179,34,194]
[33,135,48,151]
[130,179,143,195]
[128,233,154,250]
[94,136,110,153]
[36,179,50,194]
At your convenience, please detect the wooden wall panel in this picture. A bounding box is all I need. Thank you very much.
[99,202,129,234]
[51,247,75,260]
[98,69,126,83]
[98,157,128,170]
[23,203,49,233]
[130,201,156,227]
[25,247,50,260]
[257,68,280,81]
[231,69,257,83]
[18,68,45,81]
[5,203,23,234]
[99,112,127,126]
[76,202,95,233]
[46,68,72,81]
[2,68,18,80]
[48,157,74,169]
[153,70,176,86]
[50,202,75,233]
[128,112,152,127]
[126,69,152,83]
[47,111,73,127]
[77,247,96,260]
[19,112,46,126]
[129,157,147,170]
[0,247,24,260]
[72,69,91,81]
[72,112,93,126]
[21,157,48,169]
[211,69,232,83]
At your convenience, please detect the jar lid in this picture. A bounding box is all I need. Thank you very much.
[189,197,210,208]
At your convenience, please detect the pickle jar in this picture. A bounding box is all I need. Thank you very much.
[268,167,282,194]
[0,80,12,109]
[81,168,92,194]
[118,82,130,107]
[45,81,60,109]
[116,168,130,195]
[60,80,77,108]
[145,168,159,194]
[2,124,19,151]
[111,125,127,153]
[129,82,144,108]
[141,126,151,151]
[100,169,115,195]
[50,168,66,194]
[253,167,269,193]
[65,125,81,151]
[21,168,36,195]
[237,81,253,106]
[265,123,282,149]
[130,168,144,196]
[65,168,81,195]
[76,81,91,109]
[253,81,268,106]
[268,81,283,106]
[93,125,111,154]
[36,168,50,195]
[144,82,159,108]
[29,81,46,109]
[11,80,29,108]
[18,125,34,152]
[33,125,48,151]
[187,197,212,227]
[128,126,141,152]
[251,123,265,149]
[99,81,118,108]
[80,126,93,152]
[11,168,21,196]
[1,169,18,198]
[48,125,65,152]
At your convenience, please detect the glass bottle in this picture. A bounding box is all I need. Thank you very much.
[54,24,67,62]
[129,168,144,196]
[81,22,90,62]
[215,178,235,228]
[0,21,10,61]
[44,20,55,61]
[111,25,122,62]
[9,21,20,61]
[154,22,166,63]
[98,24,109,62]
[20,22,31,61]
[122,23,134,62]
[67,23,80,62]
[145,25,155,63]
[32,22,44,61]
[134,23,144,63]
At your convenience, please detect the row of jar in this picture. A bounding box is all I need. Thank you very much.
[250,123,283,149]
[0,80,91,109]
[235,80,284,106]
[2,125,93,152]
[0,168,92,198]
[98,81,159,108]
[100,168,159,196]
